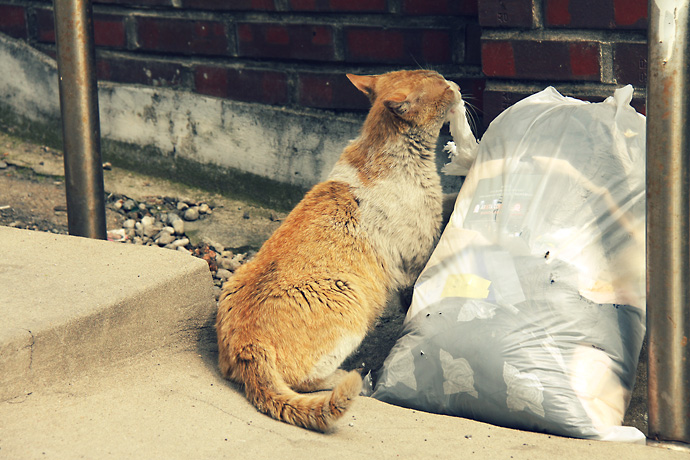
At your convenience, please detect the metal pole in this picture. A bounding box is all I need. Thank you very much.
[646,0,690,450]
[53,0,107,239]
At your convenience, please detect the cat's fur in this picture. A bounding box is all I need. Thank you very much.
[216,70,463,431]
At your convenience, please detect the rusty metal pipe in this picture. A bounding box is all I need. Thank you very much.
[646,0,690,449]
[53,0,106,239]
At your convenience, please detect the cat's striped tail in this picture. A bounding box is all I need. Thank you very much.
[235,343,362,432]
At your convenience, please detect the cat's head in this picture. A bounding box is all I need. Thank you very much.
[347,70,461,130]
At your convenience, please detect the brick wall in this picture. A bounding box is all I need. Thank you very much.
[0,0,647,131]
[0,0,484,117]
[480,0,647,125]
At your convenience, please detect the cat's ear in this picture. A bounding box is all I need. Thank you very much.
[383,93,411,118]
[347,74,376,100]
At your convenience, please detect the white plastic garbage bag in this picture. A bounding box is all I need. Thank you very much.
[372,86,647,443]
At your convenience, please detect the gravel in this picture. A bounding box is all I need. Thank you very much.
[103,192,253,299]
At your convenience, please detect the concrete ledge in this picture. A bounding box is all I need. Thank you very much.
[0,32,361,198]
[0,226,216,401]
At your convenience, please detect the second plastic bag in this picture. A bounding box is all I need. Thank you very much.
[371,86,647,442]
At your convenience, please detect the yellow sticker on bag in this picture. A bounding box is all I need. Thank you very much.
[441,273,491,299]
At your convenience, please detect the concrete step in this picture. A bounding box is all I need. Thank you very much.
[0,226,216,401]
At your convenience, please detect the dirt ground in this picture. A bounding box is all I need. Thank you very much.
[0,131,648,436]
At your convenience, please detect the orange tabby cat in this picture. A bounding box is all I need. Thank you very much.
[216,70,463,431]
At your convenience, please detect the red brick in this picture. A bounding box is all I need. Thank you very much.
[0,5,27,39]
[546,0,647,29]
[546,0,614,28]
[237,23,335,61]
[403,0,478,16]
[613,43,647,86]
[298,73,369,110]
[422,30,451,64]
[194,66,227,98]
[479,0,535,28]
[569,42,600,77]
[545,0,570,26]
[481,41,516,77]
[464,23,482,65]
[94,15,127,49]
[345,27,452,65]
[265,26,290,45]
[482,89,531,127]
[182,0,276,10]
[136,17,229,56]
[96,57,185,87]
[94,0,172,5]
[614,0,647,28]
[289,0,386,12]
[484,39,601,81]
[194,66,288,105]
[35,8,55,43]
[35,10,127,48]
[346,28,404,63]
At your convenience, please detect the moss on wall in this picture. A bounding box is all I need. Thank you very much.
[101,138,306,211]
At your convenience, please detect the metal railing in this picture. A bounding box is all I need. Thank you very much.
[53,0,106,239]
[646,0,690,450]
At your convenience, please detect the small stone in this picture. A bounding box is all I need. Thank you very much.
[177,201,189,211]
[172,218,184,235]
[138,203,147,211]
[167,213,181,225]
[143,224,161,238]
[242,211,250,219]
[172,238,189,248]
[134,222,144,237]
[202,238,224,253]
[123,219,136,229]
[213,286,222,300]
[199,203,210,214]
[123,199,136,211]
[219,257,241,272]
[0,160,8,169]
[183,207,199,221]
[156,231,175,246]
[177,246,190,253]
[102,162,112,170]
[141,215,155,227]
[112,200,123,210]
[216,268,232,281]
